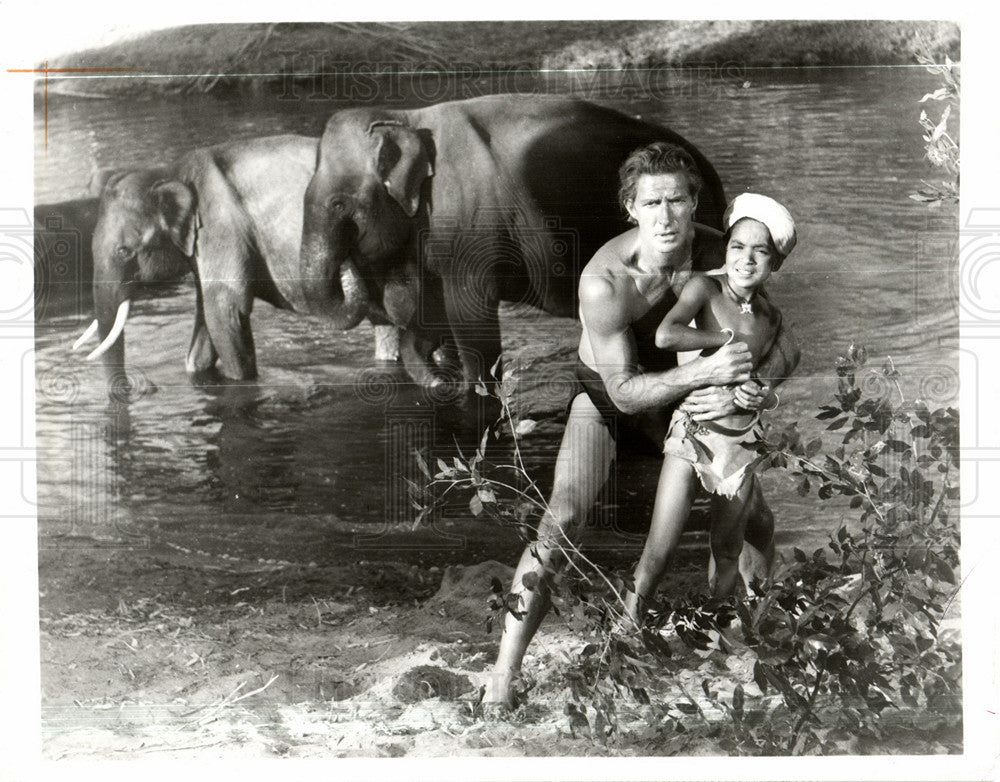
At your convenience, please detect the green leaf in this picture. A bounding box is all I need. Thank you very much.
[414,450,432,479]
[826,417,849,431]
[477,487,497,504]
[521,571,539,591]
[753,660,767,695]
[469,494,483,516]
[514,419,538,436]
[732,684,745,716]
[806,438,823,458]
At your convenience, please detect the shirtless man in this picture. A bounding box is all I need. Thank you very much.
[483,142,792,708]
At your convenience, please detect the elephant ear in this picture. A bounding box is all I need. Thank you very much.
[89,168,123,197]
[153,181,198,256]
[369,120,433,218]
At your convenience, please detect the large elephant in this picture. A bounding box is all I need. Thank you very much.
[75,134,400,383]
[299,95,727,388]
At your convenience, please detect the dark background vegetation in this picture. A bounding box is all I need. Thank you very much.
[46,20,960,97]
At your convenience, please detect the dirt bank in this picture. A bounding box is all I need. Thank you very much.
[39,532,960,759]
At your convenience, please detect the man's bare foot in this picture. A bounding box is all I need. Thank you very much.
[480,666,522,712]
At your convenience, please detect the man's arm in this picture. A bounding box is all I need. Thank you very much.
[689,320,801,417]
[655,275,732,351]
[580,273,753,416]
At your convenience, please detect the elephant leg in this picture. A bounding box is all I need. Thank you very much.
[441,281,503,388]
[431,338,461,374]
[398,328,444,387]
[367,313,401,362]
[186,287,218,374]
[202,282,257,380]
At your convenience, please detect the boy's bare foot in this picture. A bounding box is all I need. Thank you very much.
[620,587,649,629]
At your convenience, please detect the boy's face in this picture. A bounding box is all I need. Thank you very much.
[625,173,697,257]
[725,218,780,292]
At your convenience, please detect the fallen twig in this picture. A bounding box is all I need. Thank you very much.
[120,738,227,754]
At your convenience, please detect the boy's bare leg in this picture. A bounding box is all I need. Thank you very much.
[737,477,775,589]
[625,455,698,623]
[707,479,755,596]
[482,394,615,708]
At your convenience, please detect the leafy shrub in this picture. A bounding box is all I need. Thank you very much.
[412,347,961,754]
[909,51,959,207]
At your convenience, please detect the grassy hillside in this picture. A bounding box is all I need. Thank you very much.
[544,20,959,68]
[47,20,959,98]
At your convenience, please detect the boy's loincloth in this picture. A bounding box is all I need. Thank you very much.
[663,408,764,498]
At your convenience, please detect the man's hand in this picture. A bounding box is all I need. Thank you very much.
[699,341,753,386]
[679,386,739,421]
[733,380,774,411]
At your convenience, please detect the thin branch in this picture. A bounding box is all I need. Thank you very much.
[788,665,826,753]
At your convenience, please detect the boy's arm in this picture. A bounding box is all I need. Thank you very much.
[655,276,732,351]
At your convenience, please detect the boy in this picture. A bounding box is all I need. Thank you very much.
[624,193,798,620]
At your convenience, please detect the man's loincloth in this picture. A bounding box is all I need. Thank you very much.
[663,408,763,498]
[570,360,674,455]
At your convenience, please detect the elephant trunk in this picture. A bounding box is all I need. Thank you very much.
[299,201,369,330]
[73,271,130,391]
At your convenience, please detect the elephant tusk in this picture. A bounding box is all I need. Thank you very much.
[86,300,131,361]
[72,319,100,351]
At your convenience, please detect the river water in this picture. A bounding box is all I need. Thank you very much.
[33,66,958,568]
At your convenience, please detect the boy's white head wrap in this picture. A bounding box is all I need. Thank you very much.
[724,193,797,257]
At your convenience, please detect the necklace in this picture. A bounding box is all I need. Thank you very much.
[725,278,756,315]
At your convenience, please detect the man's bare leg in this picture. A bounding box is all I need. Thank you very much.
[482,394,615,708]
[625,455,698,623]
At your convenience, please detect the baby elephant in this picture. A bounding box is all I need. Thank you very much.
[75,134,399,381]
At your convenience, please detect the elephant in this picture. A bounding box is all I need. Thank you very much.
[74,134,401,385]
[298,94,727,390]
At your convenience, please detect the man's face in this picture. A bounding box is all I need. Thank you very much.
[625,173,697,257]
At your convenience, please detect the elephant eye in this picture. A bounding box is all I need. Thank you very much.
[115,246,136,262]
